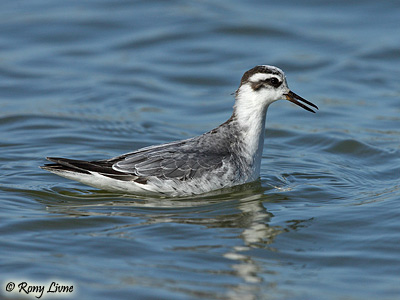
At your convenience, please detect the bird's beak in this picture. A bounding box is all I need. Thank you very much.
[285,91,318,113]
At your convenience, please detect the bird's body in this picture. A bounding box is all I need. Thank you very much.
[42,65,318,196]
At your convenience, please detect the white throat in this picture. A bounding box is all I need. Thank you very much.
[233,85,272,180]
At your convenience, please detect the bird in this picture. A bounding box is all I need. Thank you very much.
[41,65,318,197]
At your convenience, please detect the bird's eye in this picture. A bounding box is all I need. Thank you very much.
[269,77,281,87]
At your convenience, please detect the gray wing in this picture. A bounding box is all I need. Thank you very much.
[110,140,233,181]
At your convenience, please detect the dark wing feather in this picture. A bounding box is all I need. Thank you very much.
[111,139,231,181]
[41,157,138,181]
[42,124,238,183]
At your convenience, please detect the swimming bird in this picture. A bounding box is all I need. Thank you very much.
[41,65,318,196]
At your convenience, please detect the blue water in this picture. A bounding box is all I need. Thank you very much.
[1,1,400,299]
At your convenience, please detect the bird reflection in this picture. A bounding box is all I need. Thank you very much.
[41,184,306,300]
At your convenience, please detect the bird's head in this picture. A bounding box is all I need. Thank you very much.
[235,65,318,113]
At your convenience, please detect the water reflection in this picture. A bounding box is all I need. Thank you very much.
[36,185,297,299]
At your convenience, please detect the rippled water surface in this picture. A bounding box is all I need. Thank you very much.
[1,1,400,299]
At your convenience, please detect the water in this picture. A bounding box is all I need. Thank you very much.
[1,0,399,299]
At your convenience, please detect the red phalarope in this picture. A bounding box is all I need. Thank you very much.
[41,65,318,196]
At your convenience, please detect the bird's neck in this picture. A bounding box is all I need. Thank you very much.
[231,98,269,179]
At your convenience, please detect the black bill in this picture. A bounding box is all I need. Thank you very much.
[285,91,318,113]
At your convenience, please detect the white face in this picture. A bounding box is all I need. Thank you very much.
[235,68,290,111]
[235,65,318,113]
[246,72,290,102]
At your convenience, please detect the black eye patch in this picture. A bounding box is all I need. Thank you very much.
[251,81,265,91]
[251,77,281,91]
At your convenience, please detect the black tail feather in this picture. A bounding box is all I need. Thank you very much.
[41,157,137,181]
